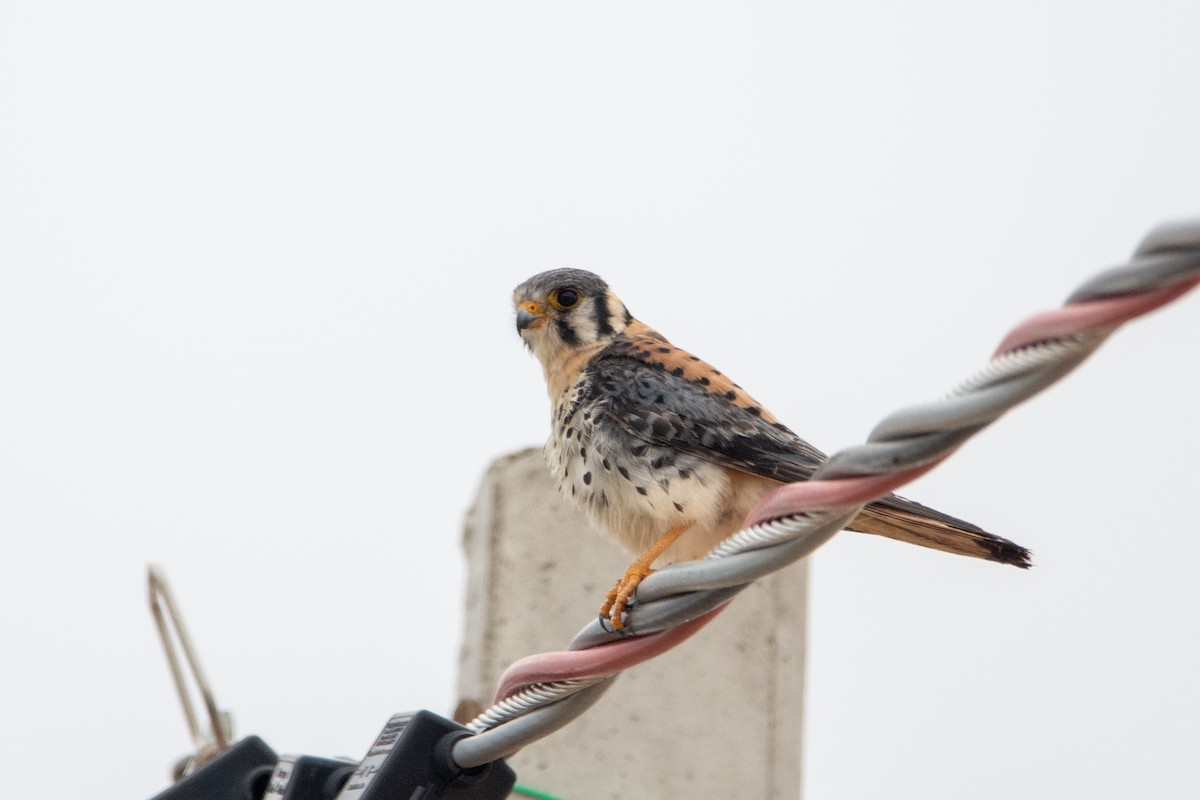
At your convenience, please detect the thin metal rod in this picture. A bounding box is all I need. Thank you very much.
[147,564,230,754]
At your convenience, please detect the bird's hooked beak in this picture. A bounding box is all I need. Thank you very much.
[516,300,546,332]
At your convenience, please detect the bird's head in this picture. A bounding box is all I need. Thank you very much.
[513,268,632,370]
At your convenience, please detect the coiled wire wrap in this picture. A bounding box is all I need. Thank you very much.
[451,219,1200,771]
[465,678,605,735]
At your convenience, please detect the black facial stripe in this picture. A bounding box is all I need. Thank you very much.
[593,295,614,338]
[555,316,580,346]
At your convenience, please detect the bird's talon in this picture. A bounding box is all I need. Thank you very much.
[599,564,655,631]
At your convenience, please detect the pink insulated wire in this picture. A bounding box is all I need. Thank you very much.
[490,605,727,705]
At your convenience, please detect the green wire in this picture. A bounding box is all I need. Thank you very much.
[512,783,567,800]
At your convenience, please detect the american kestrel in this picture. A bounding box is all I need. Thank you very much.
[514,269,1030,629]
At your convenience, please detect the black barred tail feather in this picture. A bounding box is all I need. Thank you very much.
[849,494,1032,568]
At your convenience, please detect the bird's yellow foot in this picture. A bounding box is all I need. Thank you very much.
[599,523,693,631]
[599,562,656,630]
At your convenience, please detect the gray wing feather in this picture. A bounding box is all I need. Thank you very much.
[589,356,826,482]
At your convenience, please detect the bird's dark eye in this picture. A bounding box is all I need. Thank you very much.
[549,288,581,310]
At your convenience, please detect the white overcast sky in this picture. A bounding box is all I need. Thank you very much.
[2,3,1199,799]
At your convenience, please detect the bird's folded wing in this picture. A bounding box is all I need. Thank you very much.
[587,351,827,484]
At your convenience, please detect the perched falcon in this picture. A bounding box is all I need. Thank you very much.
[513,269,1030,628]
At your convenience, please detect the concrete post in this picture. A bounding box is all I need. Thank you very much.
[455,449,807,799]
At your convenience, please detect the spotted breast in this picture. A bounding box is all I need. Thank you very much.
[545,326,789,563]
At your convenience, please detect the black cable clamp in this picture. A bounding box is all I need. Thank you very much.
[147,710,515,800]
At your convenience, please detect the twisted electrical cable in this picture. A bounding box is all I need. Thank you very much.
[451,219,1200,770]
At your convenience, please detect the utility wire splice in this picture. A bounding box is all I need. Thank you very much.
[146,567,517,799]
[451,219,1200,771]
